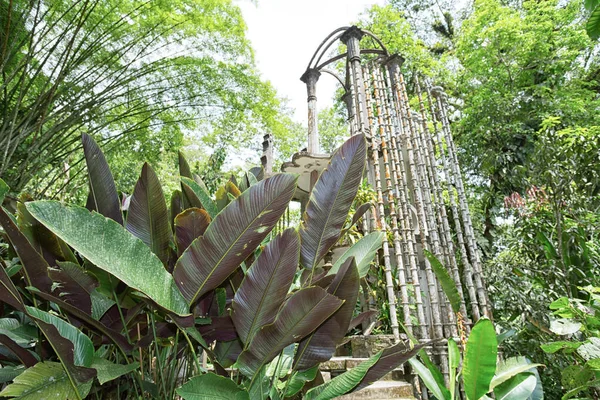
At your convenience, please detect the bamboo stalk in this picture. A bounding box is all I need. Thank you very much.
[371,63,413,336]
[425,84,481,322]
[361,64,400,341]
[432,86,490,319]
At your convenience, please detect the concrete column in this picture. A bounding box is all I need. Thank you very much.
[300,68,321,154]
[341,26,368,138]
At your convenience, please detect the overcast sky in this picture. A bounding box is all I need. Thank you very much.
[236,0,386,124]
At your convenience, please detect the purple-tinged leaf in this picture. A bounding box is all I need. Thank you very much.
[214,339,243,368]
[178,151,193,179]
[182,182,204,210]
[353,341,427,391]
[0,334,37,367]
[17,202,77,266]
[0,207,52,293]
[300,135,366,270]
[341,203,372,237]
[173,174,297,305]
[127,163,173,265]
[295,258,359,370]
[232,228,300,346]
[347,311,379,333]
[237,286,343,377]
[48,262,95,315]
[82,134,122,225]
[32,290,132,355]
[249,166,264,182]
[175,208,211,256]
[0,258,25,312]
[198,316,238,343]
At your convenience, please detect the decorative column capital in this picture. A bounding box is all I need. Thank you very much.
[384,54,405,72]
[300,68,321,102]
[340,26,365,62]
[429,86,448,101]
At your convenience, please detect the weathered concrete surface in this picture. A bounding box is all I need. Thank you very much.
[334,381,414,400]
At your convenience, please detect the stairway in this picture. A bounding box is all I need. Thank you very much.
[320,335,416,400]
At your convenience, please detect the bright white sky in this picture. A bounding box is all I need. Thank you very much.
[236,0,386,124]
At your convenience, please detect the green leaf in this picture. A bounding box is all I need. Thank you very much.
[26,307,94,368]
[587,358,600,370]
[0,365,25,384]
[425,249,461,314]
[178,151,193,179]
[587,5,600,40]
[176,373,250,400]
[463,318,498,400]
[585,0,600,12]
[181,177,218,218]
[173,174,297,305]
[448,339,460,398]
[126,163,173,265]
[305,351,381,400]
[82,134,123,225]
[541,341,582,354]
[0,178,8,204]
[328,232,384,278]
[490,357,543,390]
[285,366,319,397]
[0,362,80,400]
[408,358,450,400]
[300,135,366,270]
[90,357,139,385]
[237,286,343,378]
[494,373,536,400]
[26,201,189,316]
[231,228,300,346]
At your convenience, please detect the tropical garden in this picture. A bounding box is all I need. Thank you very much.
[0,0,599,399]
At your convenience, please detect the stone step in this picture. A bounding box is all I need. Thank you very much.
[334,381,415,399]
[320,357,407,381]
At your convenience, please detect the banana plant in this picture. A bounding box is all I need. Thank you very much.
[0,133,412,399]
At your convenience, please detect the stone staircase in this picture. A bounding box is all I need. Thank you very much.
[319,335,416,400]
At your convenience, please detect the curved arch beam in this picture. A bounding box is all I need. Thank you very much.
[320,69,347,91]
[307,27,350,69]
[361,29,390,56]
[313,32,347,69]
[316,49,387,71]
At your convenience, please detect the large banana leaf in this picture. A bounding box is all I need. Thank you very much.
[173,173,297,305]
[490,357,543,390]
[0,362,82,400]
[127,163,173,265]
[33,290,132,355]
[0,207,52,293]
[294,258,359,370]
[181,177,218,217]
[408,358,451,400]
[231,228,300,346]
[237,286,343,378]
[463,318,498,400]
[26,306,96,391]
[354,341,426,391]
[300,135,366,270]
[216,180,242,211]
[328,232,384,278]
[174,208,211,256]
[177,373,250,400]
[47,262,94,315]
[304,350,381,400]
[26,201,189,316]
[26,307,94,368]
[16,202,78,266]
[82,134,122,225]
[424,250,462,314]
[494,373,537,400]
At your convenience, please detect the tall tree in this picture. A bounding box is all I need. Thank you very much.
[0,0,284,197]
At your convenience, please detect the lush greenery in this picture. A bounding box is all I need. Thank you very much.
[0,134,425,399]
